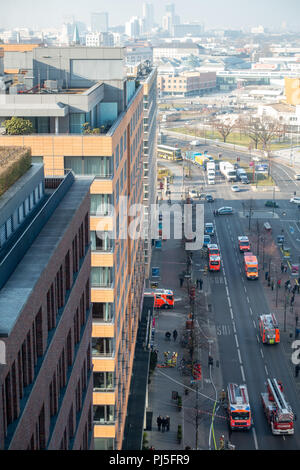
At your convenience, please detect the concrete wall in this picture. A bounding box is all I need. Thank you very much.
[4,51,33,72]
[0,163,44,229]
[33,47,126,89]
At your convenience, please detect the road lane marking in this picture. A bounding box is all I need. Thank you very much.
[264,365,269,376]
[235,334,239,348]
[237,348,242,364]
[260,348,264,358]
[252,427,259,450]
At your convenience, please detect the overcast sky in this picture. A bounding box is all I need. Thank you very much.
[1,0,299,31]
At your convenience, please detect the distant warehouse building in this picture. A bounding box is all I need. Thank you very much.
[157,71,216,97]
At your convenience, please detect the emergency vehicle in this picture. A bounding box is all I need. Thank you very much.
[261,378,294,435]
[238,236,251,252]
[259,314,280,344]
[209,254,221,272]
[244,252,258,279]
[207,244,220,256]
[227,383,252,430]
[144,289,174,309]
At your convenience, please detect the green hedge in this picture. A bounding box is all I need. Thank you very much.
[0,150,31,197]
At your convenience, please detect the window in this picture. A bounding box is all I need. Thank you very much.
[90,194,112,216]
[69,113,86,134]
[84,157,112,177]
[93,372,114,391]
[6,217,13,239]
[90,231,113,252]
[93,405,114,423]
[92,302,113,322]
[92,338,114,357]
[91,267,113,287]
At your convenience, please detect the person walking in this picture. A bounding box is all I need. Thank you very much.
[265,271,269,281]
[198,278,203,290]
[157,415,162,432]
[277,279,281,289]
[173,329,178,342]
[291,294,295,306]
[271,280,274,291]
[284,265,288,273]
[281,263,284,273]
[166,416,170,431]
[179,276,184,287]
[161,417,167,432]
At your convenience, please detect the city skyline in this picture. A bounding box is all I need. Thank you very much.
[0,0,298,32]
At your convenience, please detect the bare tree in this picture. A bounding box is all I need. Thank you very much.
[243,115,283,151]
[212,117,236,143]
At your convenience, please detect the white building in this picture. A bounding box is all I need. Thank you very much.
[125,17,141,38]
[85,32,114,47]
[258,102,300,132]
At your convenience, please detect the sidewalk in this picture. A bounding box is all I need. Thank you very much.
[146,167,226,450]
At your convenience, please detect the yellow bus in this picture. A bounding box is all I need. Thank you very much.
[157,145,182,161]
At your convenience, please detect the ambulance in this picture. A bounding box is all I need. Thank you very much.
[244,252,258,279]
[209,254,221,272]
[207,244,220,256]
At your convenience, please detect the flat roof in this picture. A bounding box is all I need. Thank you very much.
[0,176,93,337]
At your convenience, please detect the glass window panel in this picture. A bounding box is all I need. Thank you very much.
[64,157,83,175]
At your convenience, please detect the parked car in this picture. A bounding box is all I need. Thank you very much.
[265,200,279,208]
[290,196,300,204]
[231,185,241,192]
[294,174,300,180]
[205,222,215,236]
[217,206,233,215]
[203,234,211,247]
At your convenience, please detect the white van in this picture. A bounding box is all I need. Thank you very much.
[208,174,215,185]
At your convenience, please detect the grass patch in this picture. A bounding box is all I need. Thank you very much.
[170,127,294,151]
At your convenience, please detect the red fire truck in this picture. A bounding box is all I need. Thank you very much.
[144,289,174,309]
[261,378,294,435]
[227,383,252,430]
[259,314,280,344]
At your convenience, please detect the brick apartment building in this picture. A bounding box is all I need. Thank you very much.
[0,147,94,449]
[0,46,148,450]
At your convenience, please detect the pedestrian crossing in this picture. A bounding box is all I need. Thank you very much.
[209,275,224,284]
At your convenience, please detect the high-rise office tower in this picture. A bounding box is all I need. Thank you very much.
[91,12,109,33]
[142,3,154,32]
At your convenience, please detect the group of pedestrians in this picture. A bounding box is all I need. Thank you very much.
[156,415,170,432]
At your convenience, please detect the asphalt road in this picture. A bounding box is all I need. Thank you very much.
[158,150,300,450]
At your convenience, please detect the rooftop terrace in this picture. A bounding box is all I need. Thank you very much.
[0,146,31,197]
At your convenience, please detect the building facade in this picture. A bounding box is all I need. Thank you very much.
[157,71,216,97]
[0,46,146,450]
[0,148,94,450]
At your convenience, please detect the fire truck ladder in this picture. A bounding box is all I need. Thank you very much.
[267,378,290,413]
[228,383,248,405]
